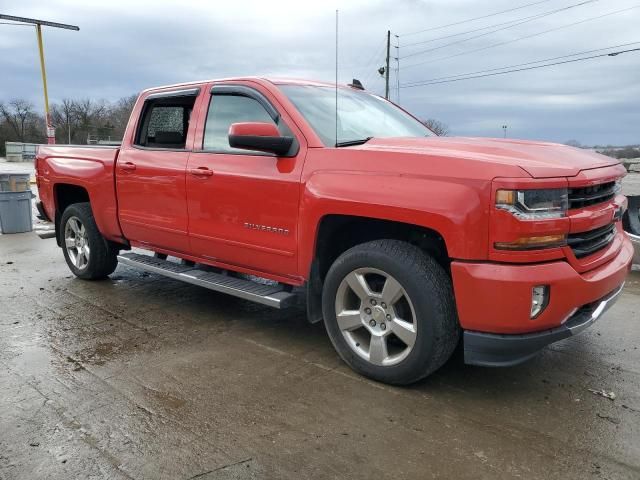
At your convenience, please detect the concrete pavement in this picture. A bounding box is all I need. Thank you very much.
[1,232,639,479]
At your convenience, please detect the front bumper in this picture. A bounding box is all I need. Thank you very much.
[464,284,624,366]
[451,234,633,366]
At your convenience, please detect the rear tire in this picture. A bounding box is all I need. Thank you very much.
[60,203,118,280]
[322,239,459,385]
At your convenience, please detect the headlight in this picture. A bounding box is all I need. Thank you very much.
[496,188,568,219]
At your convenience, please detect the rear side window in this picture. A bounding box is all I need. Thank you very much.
[203,95,276,153]
[135,93,197,149]
[147,107,184,140]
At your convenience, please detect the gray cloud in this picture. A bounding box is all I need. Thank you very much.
[1,0,638,145]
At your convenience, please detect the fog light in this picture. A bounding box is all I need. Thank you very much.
[531,285,549,319]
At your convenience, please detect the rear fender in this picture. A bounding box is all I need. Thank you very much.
[39,149,124,243]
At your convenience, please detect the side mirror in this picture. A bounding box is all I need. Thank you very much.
[228,122,294,156]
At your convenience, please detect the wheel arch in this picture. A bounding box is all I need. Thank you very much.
[53,183,91,247]
[314,214,450,280]
[305,213,451,324]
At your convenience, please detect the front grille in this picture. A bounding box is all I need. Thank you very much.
[567,223,616,258]
[568,181,617,209]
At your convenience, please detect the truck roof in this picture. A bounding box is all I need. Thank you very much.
[140,77,347,95]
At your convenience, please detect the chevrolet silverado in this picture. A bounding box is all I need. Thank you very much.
[35,78,634,385]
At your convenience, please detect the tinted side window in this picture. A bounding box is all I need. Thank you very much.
[148,107,184,139]
[135,95,196,149]
[203,95,276,153]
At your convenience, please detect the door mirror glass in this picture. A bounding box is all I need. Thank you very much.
[228,122,294,156]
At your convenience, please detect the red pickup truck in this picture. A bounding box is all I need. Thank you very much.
[35,77,633,385]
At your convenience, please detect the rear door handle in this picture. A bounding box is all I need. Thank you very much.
[119,162,136,172]
[189,167,213,177]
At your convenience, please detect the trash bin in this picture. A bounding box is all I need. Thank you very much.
[0,191,34,234]
[0,173,31,192]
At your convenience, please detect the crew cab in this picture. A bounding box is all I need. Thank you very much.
[35,77,634,385]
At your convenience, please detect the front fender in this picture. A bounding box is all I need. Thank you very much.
[298,170,491,275]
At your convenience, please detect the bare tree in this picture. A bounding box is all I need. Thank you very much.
[73,99,108,143]
[107,94,137,139]
[51,99,80,144]
[422,118,450,136]
[1,94,137,151]
[0,100,37,141]
[564,139,582,148]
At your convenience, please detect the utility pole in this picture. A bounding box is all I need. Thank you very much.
[502,125,508,138]
[0,14,79,144]
[385,30,391,100]
[394,34,400,105]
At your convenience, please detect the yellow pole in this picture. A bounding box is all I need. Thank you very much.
[35,24,55,144]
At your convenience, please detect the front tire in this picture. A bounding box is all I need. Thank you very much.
[61,203,118,280]
[322,240,459,385]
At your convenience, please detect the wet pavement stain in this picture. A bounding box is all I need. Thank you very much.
[1,232,639,479]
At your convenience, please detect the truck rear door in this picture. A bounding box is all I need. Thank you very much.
[115,88,201,253]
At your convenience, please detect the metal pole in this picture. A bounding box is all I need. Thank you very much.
[385,30,390,100]
[335,10,339,147]
[395,34,400,105]
[1,15,79,144]
[35,24,55,144]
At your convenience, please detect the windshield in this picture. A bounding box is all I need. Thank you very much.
[279,85,434,146]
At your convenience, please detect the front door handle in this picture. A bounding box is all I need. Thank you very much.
[189,167,214,177]
[119,162,136,172]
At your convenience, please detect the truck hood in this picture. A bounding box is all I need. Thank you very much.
[354,137,620,178]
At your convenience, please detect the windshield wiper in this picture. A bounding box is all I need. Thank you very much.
[335,137,373,147]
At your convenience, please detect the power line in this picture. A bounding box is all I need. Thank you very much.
[401,42,640,87]
[401,4,640,70]
[402,3,580,49]
[359,38,388,87]
[400,47,640,88]
[358,36,387,70]
[401,0,598,57]
[401,0,554,37]
[401,41,640,87]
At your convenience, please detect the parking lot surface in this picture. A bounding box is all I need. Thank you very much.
[1,232,639,479]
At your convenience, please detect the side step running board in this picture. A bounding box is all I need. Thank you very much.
[117,252,296,309]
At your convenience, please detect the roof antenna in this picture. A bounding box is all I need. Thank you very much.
[335,9,339,147]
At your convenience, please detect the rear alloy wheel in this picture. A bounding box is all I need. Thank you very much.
[322,239,460,385]
[64,216,91,270]
[60,203,118,279]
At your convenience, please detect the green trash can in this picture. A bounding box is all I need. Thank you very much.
[0,191,34,234]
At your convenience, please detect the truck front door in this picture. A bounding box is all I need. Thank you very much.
[186,83,306,279]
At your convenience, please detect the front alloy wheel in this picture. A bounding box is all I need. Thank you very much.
[335,268,417,366]
[322,240,460,385]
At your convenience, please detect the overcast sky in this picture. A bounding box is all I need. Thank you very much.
[1,0,638,145]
